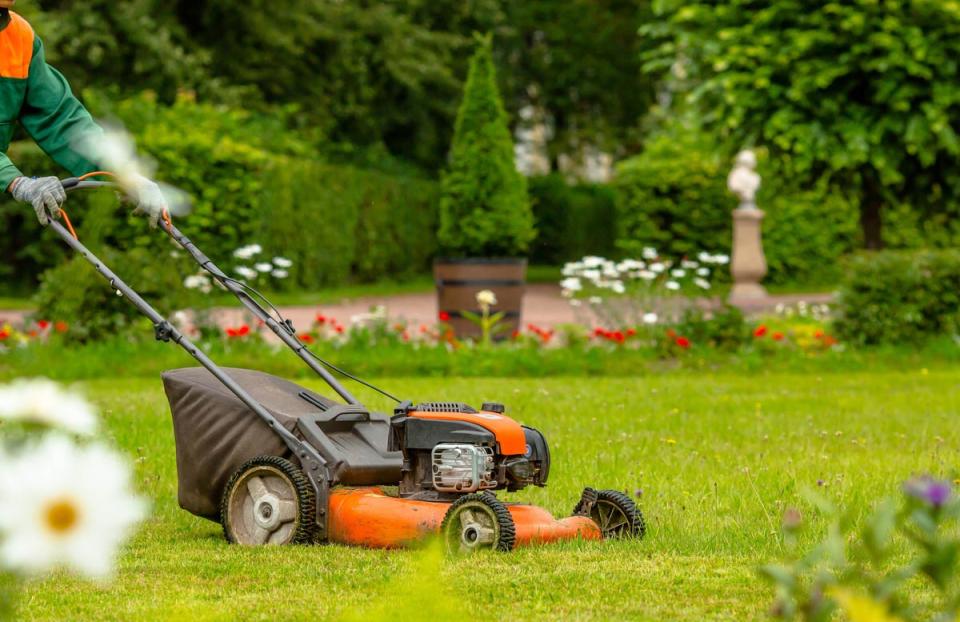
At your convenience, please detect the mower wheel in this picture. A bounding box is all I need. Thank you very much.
[441,492,515,554]
[220,455,316,546]
[573,488,646,540]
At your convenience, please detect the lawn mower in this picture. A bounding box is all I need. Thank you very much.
[48,174,646,552]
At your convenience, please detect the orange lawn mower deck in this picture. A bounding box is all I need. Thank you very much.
[49,175,646,553]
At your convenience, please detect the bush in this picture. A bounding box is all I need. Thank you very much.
[2,91,442,299]
[614,128,859,285]
[528,175,617,264]
[438,35,534,257]
[835,249,960,345]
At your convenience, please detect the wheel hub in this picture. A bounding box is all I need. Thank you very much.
[253,494,281,530]
[456,507,496,550]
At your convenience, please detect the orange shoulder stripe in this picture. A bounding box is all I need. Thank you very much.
[0,12,34,79]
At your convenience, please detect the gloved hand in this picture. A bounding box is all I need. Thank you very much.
[10,176,66,226]
[126,173,168,228]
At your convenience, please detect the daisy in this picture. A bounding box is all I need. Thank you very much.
[0,379,97,436]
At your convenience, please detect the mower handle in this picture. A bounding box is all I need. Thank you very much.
[61,177,115,191]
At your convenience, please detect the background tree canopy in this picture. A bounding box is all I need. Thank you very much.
[644,0,960,249]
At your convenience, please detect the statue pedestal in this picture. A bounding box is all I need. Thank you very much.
[729,207,768,307]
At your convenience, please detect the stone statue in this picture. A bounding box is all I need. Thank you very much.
[727,149,760,208]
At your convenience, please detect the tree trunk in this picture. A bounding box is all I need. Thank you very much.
[861,174,884,250]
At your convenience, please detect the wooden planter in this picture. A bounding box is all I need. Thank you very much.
[434,258,527,339]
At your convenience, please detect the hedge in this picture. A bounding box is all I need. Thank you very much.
[613,129,860,285]
[527,174,617,264]
[835,250,960,345]
[1,92,440,295]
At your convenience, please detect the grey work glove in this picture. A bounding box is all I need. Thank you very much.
[10,176,67,226]
[126,173,168,228]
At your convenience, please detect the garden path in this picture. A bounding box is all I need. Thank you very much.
[1,285,833,330]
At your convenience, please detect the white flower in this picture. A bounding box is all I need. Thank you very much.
[561,261,584,277]
[271,270,289,279]
[232,244,262,260]
[694,278,712,290]
[254,262,273,273]
[569,299,582,307]
[272,257,293,268]
[713,254,730,265]
[582,256,605,268]
[581,269,602,283]
[671,269,686,278]
[611,281,626,294]
[560,277,582,292]
[642,247,658,260]
[681,260,699,269]
[665,281,680,291]
[0,435,147,578]
[616,259,644,272]
[235,266,257,280]
[638,270,656,281]
[643,312,658,325]
[0,379,97,436]
[696,267,710,277]
[183,275,211,294]
[697,251,712,263]
[476,290,498,309]
[588,296,603,305]
[649,262,666,274]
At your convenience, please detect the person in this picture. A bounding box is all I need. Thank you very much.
[0,1,166,226]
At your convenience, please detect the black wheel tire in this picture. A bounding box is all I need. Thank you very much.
[573,488,646,540]
[220,455,317,546]
[441,492,516,553]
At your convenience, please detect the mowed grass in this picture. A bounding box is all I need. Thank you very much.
[15,371,960,621]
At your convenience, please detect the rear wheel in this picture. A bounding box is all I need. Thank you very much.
[220,456,316,545]
[573,487,645,540]
[441,492,515,553]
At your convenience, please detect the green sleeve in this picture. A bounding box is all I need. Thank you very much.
[19,36,102,177]
[0,152,22,191]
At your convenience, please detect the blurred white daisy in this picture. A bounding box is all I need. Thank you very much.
[642,247,658,260]
[694,278,712,290]
[0,379,97,436]
[235,266,257,280]
[0,435,146,579]
[665,281,681,291]
[643,312,658,325]
[476,290,498,309]
[272,257,293,268]
[271,269,289,279]
[254,263,273,273]
[560,277,582,292]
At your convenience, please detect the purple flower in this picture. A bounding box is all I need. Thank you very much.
[903,476,953,508]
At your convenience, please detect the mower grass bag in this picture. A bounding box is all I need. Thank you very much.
[162,367,336,520]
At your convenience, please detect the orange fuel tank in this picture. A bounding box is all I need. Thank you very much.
[327,487,601,549]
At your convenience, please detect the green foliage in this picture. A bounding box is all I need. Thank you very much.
[677,305,748,352]
[438,35,533,257]
[646,0,960,248]
[835,249,960,345]
[527,174,617,264]
[613,127,730,261]
[497,0,656,161]
[614,127,859,285]
[761,478,960,621]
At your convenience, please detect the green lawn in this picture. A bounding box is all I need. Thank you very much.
[15,371,960,621]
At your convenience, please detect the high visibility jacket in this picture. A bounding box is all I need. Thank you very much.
[0,10,101,191]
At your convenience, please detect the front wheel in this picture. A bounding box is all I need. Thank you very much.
[573,487,646,540]
[220,455,317,546]
[441,492,515,553]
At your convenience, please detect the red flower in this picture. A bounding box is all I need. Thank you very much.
[54,321,68,333]
[27,330,38,338]
[335,325,345,334]
[540,330,554,344]
[511,329,521,340]
[438,311,451,322]
[753,325,767,338]
[822,335,838,346]
[315,313,327,324]
[226,325,251,338]
[593,327,606,337]
[401,331,410,342]
[0,329,9,341]
[675,336,691,349]
[772,331,784,341]
[611,331,625,344]
[393,323,405,332]
[626,328,637,337]
[298,333,315,344]
[666,328,677,339]
[419,324,428,334]
[814,329,825,339]
[238,325,250,336]
[225,327,238,337]
[37,320,50,330]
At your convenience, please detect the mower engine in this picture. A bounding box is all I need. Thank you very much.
[390,401,550,499]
